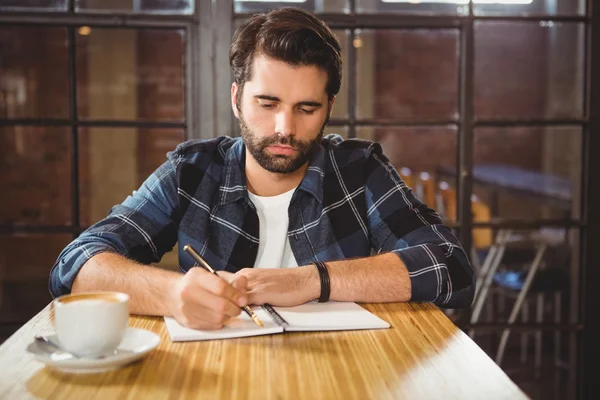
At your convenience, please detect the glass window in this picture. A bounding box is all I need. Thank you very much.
[0,27,69,119]
[357,125,458,221]
[475,22,585,120]
[470,226,577,398]
[234,0,349,14]
[325,125,349,139]
[75,0,194,14]
[474,0,584,16]
[359,0,584,17]
[0,127,72,226]
[75,28,186,122]
[0,234,71,323]
[0,0,68,12]
[356,29,460,122]
[464,127,582,222]
[357,0,468,16]
[78,128,185,226]
[331,30,349,120]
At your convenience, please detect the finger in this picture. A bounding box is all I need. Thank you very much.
[183,287,243,318]
[235,268,251,278]
[216,270,236,279]
[229,275,248,292]
[246,289,266,306]
[217,271,248,305]
[176,312,226,331]
[185,302,236,326]
[217,270,248,288]
[191,269,245,305]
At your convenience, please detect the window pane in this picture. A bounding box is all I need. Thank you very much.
[75,0,193,14]
[474,0,584,16]
[451,127,581,222]
[78,128,184,226]
[234,0,349,13]
[0,27,69,119]
[475,22,584,120]
[0,0,67,11]
[357,125,457,221]
[331,30,349,120]
[76,28,185,122]
[0,127,72,226]
[326,125,349,139]
[469,227,578,399]
[356,30,459,122]
[357,0,468,16]
[0,234,70,331]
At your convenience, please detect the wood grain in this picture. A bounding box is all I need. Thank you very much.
[0,302,528,400]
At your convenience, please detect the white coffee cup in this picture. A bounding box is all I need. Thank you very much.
[53,291,129,357]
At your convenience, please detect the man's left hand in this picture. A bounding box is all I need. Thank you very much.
[235,266,320,307]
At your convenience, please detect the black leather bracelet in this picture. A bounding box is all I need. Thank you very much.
[313,261,330,303]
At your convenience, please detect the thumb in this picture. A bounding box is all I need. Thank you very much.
[216,270,247,290]
[217,271,248,305]
[229,274,248,292]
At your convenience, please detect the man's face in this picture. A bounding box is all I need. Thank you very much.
[231,54,334,174]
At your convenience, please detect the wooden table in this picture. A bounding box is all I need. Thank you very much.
[0,302,528,399]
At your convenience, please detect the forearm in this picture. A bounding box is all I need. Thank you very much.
[301,252,411,303]
[72,252,182,316]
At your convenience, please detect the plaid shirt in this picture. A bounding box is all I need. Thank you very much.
[49,135,475,308]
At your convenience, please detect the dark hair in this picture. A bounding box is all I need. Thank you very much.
[229,7,342,107]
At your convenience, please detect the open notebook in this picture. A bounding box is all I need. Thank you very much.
[164,301,390,341]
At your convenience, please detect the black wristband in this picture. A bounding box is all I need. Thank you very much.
[313,261,330,303]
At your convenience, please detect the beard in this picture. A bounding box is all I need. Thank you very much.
[238,114,327,174]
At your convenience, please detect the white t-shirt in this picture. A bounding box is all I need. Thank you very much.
[248,188,298,269]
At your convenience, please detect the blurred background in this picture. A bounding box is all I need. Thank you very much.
[1,0,598,398]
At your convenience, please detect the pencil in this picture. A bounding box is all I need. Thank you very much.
[183,244,264,327]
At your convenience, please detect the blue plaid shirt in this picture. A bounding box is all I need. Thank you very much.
[49,135,475,307]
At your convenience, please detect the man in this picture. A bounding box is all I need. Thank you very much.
[49,7,475,330]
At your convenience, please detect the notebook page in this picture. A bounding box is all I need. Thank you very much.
[164,307,283,341]
[275,301,391,332]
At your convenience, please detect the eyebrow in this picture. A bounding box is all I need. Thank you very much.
[254,95,322,108]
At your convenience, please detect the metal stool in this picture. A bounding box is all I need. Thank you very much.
[469,228,568,367]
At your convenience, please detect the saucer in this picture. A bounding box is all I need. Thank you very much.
[26,327,160,374]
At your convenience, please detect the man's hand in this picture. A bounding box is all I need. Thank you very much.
[235,266,320,307]
[168,267,248,330]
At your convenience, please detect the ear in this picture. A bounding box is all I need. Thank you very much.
[231,82,240,119]
[328,96,336,118]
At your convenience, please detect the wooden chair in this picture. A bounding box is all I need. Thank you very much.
[436,181,493,250]
[398,167,414,190]
[415,171,436,209]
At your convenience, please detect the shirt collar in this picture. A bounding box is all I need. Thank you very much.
[218,137,326,206]
[297,144,325,204]
[219,138,249,206]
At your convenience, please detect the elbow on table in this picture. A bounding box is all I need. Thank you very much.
[436,275,476,309]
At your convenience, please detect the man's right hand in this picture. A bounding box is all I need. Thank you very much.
[168,267,248,330]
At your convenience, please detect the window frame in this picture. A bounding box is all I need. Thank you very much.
[1,1,598,397]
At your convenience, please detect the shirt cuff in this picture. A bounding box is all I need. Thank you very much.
[49,243,116,298]
[393,244,449,302]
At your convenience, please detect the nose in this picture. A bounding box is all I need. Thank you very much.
[274,109,296,138]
